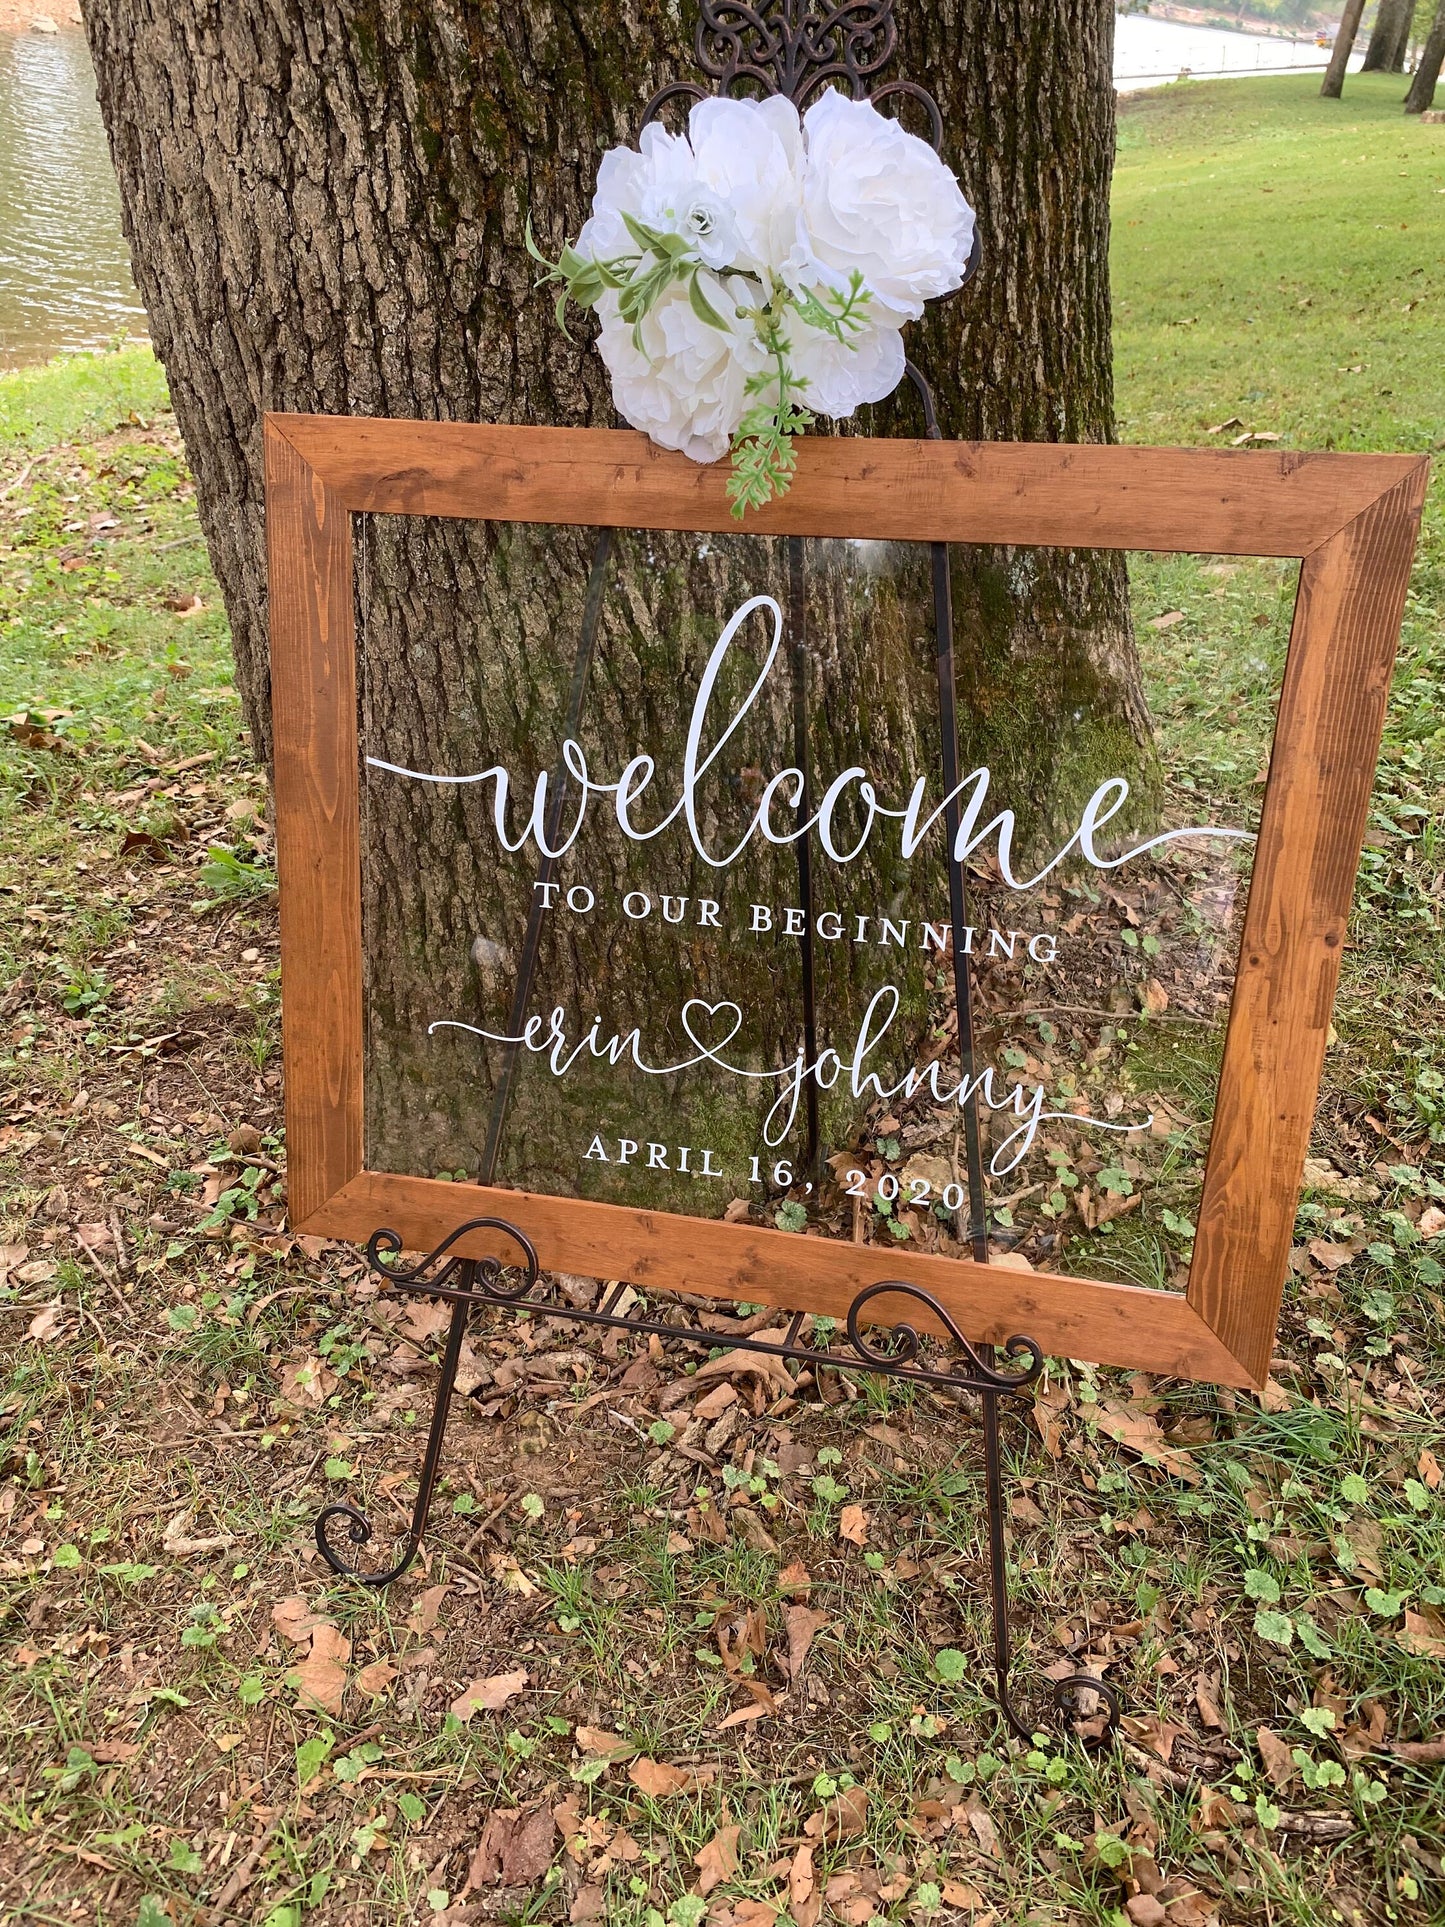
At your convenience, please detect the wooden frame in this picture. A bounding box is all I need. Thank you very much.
[265,417,1427,1389]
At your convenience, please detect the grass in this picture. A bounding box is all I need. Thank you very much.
[0,68,1443,1927]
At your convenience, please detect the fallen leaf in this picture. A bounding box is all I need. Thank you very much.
[1095,1402,1200,1484]
[838,1503,869,1547]
[574,1726,628,1756]
[1194,1673,1224,1729]
[355,1659,397,1697]
[1122,1712,1187,1764]
[805,1784,869,1844]
[88,1740,140,1763]
[785,1605,829,1681]
[694,1823,741,1895]
[963,1793,1001,1859]
[1255,1725,1296,1788]
[717,1701,771,1730]
[1420,1447,1442,1491]
[271,1596,327,1645]
[627,1757,691,1798]
[1418,1204,1445,1240]
[466,1804,556,1887]
[777,1559,812,1596]
[26,1304,62,1341]
[1148,610,1186,630]
[287,1622,351,1716]
[407,1583,449,1637]
[1397,1606,1445,1660]
[789,1843,820,1927]
[1142,978,1169,1015]
[1206,416,1244,434]
[569,1884,607,1924]
[451,1669,529,1720]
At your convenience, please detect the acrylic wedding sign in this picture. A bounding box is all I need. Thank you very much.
[265,418,1426,1390]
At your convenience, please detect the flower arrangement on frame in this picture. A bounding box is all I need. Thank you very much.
[529,89,975,517]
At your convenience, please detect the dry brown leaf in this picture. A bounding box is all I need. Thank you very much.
[451,1668,529,1721]
[1121,1712,1187,1764]
[407,1582,449,1637]
[777,1559,812,1596]
[963,1793,1001,1859]
[694,1823,741,1895]
[717,1701,771,1730]
[575,1725,628,1756]
[354,1659,397,1697]
[569,1885,608,1924]
[838,1503,869,1547]
[88,1740,140,1763]
[1397,1606,1445,1660]
[1194,1673,1224,1729]
[785,1605,829,1681]
[1255,1725,1296,1788]
[1418,1204,1445,1240]
[466,1804,556,1887]
[288,1622,351,1716]
[789,1843,820,1927]
[271,1596,327,1645]
[1096,1402,1201,1484]
[1419,1447,1442,1491]
[627,1757,690,1798]
[1141,978,1169,1015]
[1148,610,1186,630]
[26,1304,62,1342]
[804,1784,869,1844]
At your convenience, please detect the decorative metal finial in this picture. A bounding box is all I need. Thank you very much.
[643,0,944,151]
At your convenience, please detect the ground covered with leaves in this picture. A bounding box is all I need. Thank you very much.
[1,70,1443,1927]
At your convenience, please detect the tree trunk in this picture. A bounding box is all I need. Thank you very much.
[80,0,1149,1210]
[1322,0,1368,95]
[1404,0,1445,107]
[1363,0,1416,71]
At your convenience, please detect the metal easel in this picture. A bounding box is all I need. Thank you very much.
[315,0,1121,1749]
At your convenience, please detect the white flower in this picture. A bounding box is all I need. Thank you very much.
[789,89,975,322]
[684,94,803,278]
[785,313,905,419]
[594,273,767,463]
[577,96,801,277]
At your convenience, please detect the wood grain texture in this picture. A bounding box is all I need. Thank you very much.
[263,413,1429,1390]
[265,423,364,1221]
[1191,464,1430,1384]
[269,416,1419,558]
[303,1170,1253,1386]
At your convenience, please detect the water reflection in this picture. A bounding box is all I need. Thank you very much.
[0,27,146,370]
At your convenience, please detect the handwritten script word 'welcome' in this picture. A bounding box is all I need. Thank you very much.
[370,596,1249,887]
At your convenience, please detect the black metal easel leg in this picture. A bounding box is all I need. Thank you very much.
[980,1380,1122,1747]
[315,1275,474,1587]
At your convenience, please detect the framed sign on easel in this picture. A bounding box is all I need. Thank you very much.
[262,1,1427,1743]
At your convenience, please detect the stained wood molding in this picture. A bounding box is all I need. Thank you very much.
[265,415,1428,1388]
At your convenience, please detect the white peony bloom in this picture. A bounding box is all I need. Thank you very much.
[685,94,803,278]
[784,313,905,419]
[790,89,975,322]
[577,97,801,278]
[594,272,766,463]
[576,125,705,259]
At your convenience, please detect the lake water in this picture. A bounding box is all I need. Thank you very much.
[0,26,146,370]
[0,17,1360,372]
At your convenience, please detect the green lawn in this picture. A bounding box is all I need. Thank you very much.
[0,72,1442,1927]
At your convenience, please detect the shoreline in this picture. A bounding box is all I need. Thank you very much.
[0,2,82,31]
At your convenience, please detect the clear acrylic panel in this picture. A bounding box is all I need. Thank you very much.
[357,518,1285,1296]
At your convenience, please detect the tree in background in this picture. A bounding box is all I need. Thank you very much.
[78,0,1150,1179]
[1322,0,1369,96]
[1404,0,1445,106]
[1362,0,1417,71]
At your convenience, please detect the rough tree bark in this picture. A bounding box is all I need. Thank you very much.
[1322,0,1368,95]
[80,0,1147,1200]
[1362,0,1416,72]
[1404,0,1445,108]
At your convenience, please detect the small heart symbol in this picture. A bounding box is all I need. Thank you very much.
[681,999,743,1059]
